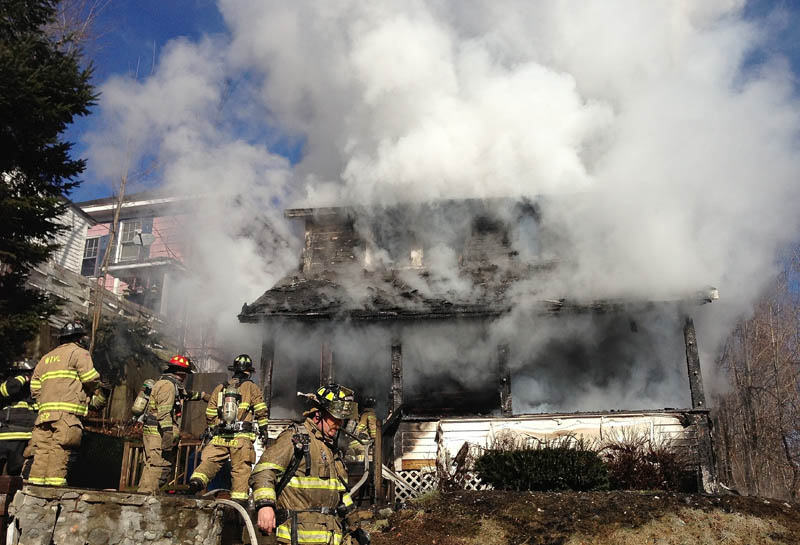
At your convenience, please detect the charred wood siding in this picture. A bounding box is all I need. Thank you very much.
[303,217,361,273]
[462,217,512,267]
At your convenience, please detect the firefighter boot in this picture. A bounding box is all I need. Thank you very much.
[187,478,205,495]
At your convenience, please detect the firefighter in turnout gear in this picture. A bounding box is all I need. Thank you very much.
[187,354,269,501]
[251,383,368,545]
[29,322,107,486]
[137,355,208,494]
[0,360,38,476]
[348,397,377,462]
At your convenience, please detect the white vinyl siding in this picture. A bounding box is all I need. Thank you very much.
[52,206,92,275]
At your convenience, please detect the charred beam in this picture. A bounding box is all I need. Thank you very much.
[373,418,383,504]
[683,317,706,409]
[683,317,718,493]
[259,336,275,418]
[320,339,334,386]
[498,344,512,416]
[690,412,719,494]
[390,342,403,414]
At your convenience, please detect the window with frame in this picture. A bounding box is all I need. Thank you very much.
[81,237,99,276]
[118,220,142,262]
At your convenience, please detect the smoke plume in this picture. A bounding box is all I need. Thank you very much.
[84,1,800,415]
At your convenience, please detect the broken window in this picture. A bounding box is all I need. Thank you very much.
[369,210,425,270]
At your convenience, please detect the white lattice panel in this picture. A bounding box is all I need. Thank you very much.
[453,472,492,491]
[393,469,437,503]
[392,470,491,502]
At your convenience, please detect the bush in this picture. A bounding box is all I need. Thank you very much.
[475,436,609,492]
[601,433,696,492]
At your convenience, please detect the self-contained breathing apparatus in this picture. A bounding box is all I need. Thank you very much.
[219,382,241,430]
[202,379,265,446]
[131,379,156,419]
[206,354,264,440]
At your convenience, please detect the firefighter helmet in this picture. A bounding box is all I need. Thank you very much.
[229,354,254,374]
[58,321,86,341]
[303,383,357,420]
[167,354,193,373]
[362,396,376,409]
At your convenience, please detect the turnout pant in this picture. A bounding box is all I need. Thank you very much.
[28,417,82,486]
[0,439,27,476]
[190,437,255,501]
[138,432,176,494]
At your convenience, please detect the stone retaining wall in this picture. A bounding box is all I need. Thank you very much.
[7,485,223,545]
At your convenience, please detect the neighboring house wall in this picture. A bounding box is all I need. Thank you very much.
[81,214,187,276]
[78,196,212,364]
[51,204,94,275]
[149,216,186,262]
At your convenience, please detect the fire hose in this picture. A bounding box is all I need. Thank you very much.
[210,497,259,545]
[338,426,374,496]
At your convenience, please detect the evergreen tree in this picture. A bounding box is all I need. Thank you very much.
[0,0,96,363]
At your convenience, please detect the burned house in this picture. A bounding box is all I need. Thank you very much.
[239,199,719,498]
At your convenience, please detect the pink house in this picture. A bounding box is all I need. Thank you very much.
[78,192,189,323]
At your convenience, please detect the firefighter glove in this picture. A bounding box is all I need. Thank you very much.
[201,391,211,402]
[351,528,370,545]
[161,428,175,450]
[90,385,111,410]
[336,502,352,518]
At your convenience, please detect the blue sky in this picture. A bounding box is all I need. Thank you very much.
[66,0,800,203]
[67,0,226,201]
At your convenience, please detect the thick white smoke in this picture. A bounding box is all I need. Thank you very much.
[84,1,800,412]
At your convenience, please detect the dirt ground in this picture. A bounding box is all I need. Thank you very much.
[364,490,800,545]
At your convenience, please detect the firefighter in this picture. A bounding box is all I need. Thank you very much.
[137,354,207,494]
[187,354,269,501]
[348,396,377,461]
[28,321,108,487]
[251,383,369,545]
[0,360,38,476]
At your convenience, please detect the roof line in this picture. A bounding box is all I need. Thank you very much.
[60,197,97,225]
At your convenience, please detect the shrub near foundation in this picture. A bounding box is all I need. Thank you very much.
[601,434,697,492]
[475,437,609,492]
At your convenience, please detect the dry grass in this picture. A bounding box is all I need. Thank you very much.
[370,490,800,545]
[564,508,792,545]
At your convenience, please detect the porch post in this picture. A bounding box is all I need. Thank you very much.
[259,330,275,418]
[683,317,706,409]
[390,341,403,414]
[498,344,512,416]
[320,338,334,386]
[683,316,718,493]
